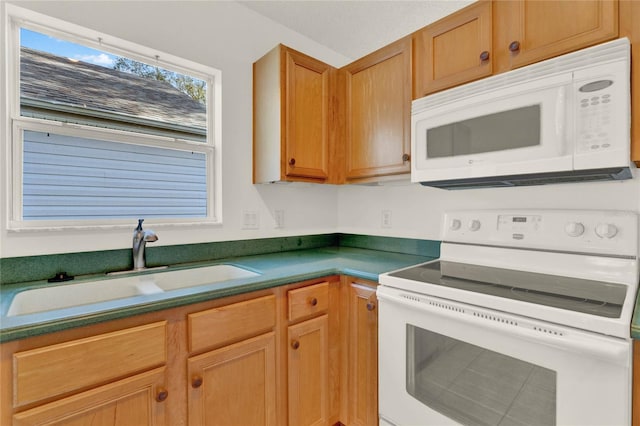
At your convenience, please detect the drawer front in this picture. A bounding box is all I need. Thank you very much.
[13,321,167,408]
[288,281,329,322]
[188,295,276,353]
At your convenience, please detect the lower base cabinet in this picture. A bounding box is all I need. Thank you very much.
[188,332,277,426]
[1,275,378,426]
[288,315,329,426]
[13,368,167,426]
[345,279,378,426]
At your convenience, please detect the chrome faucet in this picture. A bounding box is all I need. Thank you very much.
[132,219,158,270]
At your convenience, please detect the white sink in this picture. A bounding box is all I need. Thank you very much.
[7,264,260,317]
[152,264,260,291]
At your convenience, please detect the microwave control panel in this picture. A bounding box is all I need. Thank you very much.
[574,56,627,157]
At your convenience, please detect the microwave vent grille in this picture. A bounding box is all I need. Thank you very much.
[413,38,630,113]
[421,167,633,190]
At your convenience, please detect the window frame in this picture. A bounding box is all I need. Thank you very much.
[4,4,223,231]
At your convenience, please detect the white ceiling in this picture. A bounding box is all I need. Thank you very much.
[238,0,475,60]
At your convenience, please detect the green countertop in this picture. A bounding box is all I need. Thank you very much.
[631,292,640,340]
[3,243,639,342]
[0,246,432,343]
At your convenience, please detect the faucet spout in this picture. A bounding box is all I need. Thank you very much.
[132,219,158,270]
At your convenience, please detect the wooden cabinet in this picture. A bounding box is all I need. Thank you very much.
[413,0,492,98]
[285,281,331,426]
[4,322,168,425]
[633,340,639,426]
[413,0,618,97]
[288,315,329,426]
[1,276,346,426]
[620,0,640,166]
[344,278,378,426]
[13,368,167,426]
[493,0,618,73]
[253,44,335,183]
[342,38,412,181]
[188,333,276,426]
[187,295,277,426]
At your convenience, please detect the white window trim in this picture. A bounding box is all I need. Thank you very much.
[3,4,223,232]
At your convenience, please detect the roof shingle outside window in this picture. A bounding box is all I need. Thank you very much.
[20,47,206,139]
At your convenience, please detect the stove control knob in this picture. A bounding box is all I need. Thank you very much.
[595,223,618,239]
[450,219,462,231]
[565,222,585,237]
[468,219,481,232]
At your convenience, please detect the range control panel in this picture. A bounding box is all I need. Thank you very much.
[443,210,638,257]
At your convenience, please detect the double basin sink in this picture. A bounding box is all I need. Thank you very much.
[7,264,261,317]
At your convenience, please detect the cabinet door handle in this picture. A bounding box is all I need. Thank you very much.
[309,297,318,306]
[509,41,521,52]
[192,376,203,389]
[479,50,490,61]
[288,158,296,166]
[156,388,169,402]
[291,340,300,350]
[366,302,376,311]
[402,153,410,162]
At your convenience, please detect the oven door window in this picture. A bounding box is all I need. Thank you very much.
[407,325,556,425]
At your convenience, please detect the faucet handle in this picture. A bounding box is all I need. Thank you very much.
[136,219,144,231]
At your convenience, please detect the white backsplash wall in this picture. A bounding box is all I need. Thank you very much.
[1,1,348,257]
[2,1,639,258]
[337,176,640,241]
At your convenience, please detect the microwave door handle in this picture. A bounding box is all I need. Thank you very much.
[555,86,567,154]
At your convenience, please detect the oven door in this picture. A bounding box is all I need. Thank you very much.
[377,286,631,426]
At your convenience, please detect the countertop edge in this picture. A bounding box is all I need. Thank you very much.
[0,248,431,343]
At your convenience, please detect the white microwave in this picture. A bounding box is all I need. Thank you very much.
[412,38,633,189]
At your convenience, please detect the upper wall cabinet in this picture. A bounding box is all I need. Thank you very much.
[413,0,619,98]
[254,45,335,184]
[620,0,640,166]
[413,0,493,98]
[493,0,618,73]
[342,38,412,181]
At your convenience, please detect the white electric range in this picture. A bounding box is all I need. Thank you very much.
[378,209,638,426]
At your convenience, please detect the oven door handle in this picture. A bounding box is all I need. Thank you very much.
[377,288,630,366]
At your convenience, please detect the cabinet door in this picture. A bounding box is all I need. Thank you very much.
[413,0,492,98]
[188,332,276,426]
[620,0,640,167]
[347,282,378,426]
[284,49,331,181]
[13,368,167,426]
[494,0,618,72]
[343,38,412,181]
[288,315,329,426]
[634,340,640,426]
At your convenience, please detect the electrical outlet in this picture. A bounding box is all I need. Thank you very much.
[381,210,392,228]
[274,210,285,229]
[242,210,259,230]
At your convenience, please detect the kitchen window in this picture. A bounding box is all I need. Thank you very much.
[4,4,222,230]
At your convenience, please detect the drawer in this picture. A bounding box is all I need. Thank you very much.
[288,281,329,322]
[188,295,276,353]
[13,321,167,408]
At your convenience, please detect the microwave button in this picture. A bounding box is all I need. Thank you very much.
[579,79,614,92]
[591,144,600,149]
[602,93,611,98]
[602,143,611,148]
[602,98,611,103]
